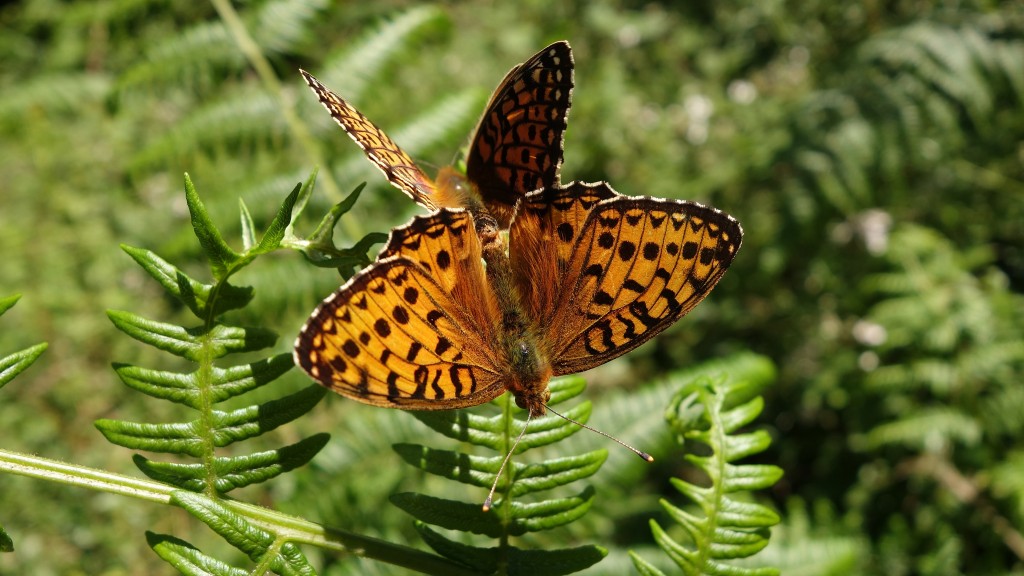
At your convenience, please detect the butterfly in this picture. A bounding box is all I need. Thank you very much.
[294,42,743,420]
[299,41,573,229]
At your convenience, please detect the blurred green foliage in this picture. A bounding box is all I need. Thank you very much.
[1,0,1023,574]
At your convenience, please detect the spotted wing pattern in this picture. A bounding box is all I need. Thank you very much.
[294,209,508,409]
[510,182,743,375]
[466,41,574,228]
[300,69,439,210]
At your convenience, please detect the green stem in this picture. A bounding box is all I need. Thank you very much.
[1,449,172,503]
[0,449,478,575]
[209,0,362,239]
[497,392,515,576]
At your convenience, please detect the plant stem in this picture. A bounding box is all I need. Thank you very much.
[1,449,172,502]
[0,449,479,575]
[209,0,361,239]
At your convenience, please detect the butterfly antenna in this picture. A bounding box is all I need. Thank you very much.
[483,411,533,512]
[545,404,654,463]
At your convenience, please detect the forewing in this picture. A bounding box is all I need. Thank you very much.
[512,183,742,375]
[300,69,439,210]
[466,41,574,228]
[379,208,501,338]
[294,210,506,409]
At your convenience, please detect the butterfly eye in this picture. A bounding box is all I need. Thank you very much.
[515,342,531,362]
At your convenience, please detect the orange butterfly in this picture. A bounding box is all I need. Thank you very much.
[294,42,742,422]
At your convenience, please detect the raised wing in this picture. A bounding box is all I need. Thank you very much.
[466,41,574,228]
[300,69,439,210]
[294,209,507,409]
[510,182,742,375]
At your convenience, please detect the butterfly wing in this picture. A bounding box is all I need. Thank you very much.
[300,69,439,211]
[466,41,574,228]
[510,182,742,375]
[294,209,508,409]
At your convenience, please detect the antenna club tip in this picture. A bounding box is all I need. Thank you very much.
[482,500,493,513]
[641,453,654,462]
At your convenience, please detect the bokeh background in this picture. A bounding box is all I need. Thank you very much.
[2,1,1023,574]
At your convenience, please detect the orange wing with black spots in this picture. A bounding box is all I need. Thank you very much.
[509,182,743,375]
[293,209,509,409]
[300,41,573,224]
[300,69,440,210]
[466,41,574,228]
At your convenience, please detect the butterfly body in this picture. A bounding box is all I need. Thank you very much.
[295,42,742,418]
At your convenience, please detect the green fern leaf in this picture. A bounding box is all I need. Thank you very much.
[120,245,254,318]
[147,533,249,576]
[633,372,782,576]
[0,294,20,316]
[106,311,277,360]
[0,342,48,391]
[132,433,330,492]
[254,182,301,254]
[111,353,294,409]
[414,522,607,576]
[296,182,388,273]
[312,6,447,103]
[629,551,668,576]
[185,173,241,280]
[94,419,206,456]
[169,491,316,574]
[0,295,48,390]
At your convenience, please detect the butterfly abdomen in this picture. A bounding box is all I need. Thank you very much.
[473,210,553,416]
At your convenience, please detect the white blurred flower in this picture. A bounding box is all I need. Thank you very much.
[727,79,757,104]
[853,319,887,346]
[684,93,713,145]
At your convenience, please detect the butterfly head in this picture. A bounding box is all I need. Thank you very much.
[434,166,475,209]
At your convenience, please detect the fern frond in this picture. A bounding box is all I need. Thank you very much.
[130,92,282,172]
[565,352,777,491]
[251,0,329,55]
[631,372,782,576]
[95,175,323,486]
[393,377,609,575]
[0,73,111,119]
[754,499,867,575]
[119,0,328,92]
[92,173,379,573]
[119,21,239,90]
[856,406,981,452]
[312,6,447,102]
[790,19,1024,215]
